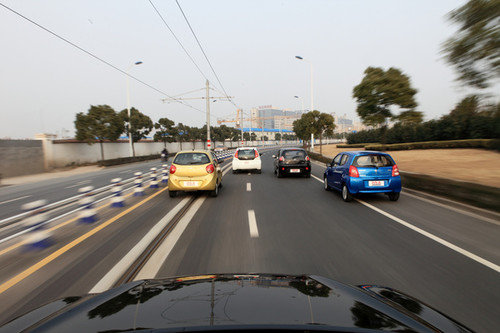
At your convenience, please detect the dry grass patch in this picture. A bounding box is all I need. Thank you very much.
[315,145,500,188]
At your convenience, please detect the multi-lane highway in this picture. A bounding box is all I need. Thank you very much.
[0,147,499,332]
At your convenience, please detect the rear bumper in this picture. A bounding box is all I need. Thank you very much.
[168,174,217,191]
[348,176,401,194]
[277,164,311,174]
[233,159,261,170]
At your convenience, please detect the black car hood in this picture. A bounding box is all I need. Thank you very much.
[0,274,471,332]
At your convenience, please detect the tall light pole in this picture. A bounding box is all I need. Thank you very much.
[126,61,143,157]
[295,56,314,149]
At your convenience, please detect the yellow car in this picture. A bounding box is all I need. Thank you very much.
[167,150,223,198]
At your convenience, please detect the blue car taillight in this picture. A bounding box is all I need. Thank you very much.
[349,165,359,178]
[392,165,400,177]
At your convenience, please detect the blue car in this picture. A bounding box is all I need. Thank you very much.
[323,151,401,202]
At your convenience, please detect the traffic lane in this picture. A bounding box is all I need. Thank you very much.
[309,161,500,264]
[0,159,166,220]
[0,184,180,325]
[154,152,499,332]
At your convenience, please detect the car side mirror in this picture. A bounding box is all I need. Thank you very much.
[325,162,330,167]
[260,152,264,155]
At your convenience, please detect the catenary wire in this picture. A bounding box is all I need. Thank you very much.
[174,0,241,110]
[148,0,211,83]
[0,1,209,116]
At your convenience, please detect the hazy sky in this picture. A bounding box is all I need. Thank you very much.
[1,0,497,138]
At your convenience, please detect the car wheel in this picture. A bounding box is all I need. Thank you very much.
[168,190,177,198]
[324,177,330,191]
[277,169,283,178]
[305,172,311,178]
[210,182,219,197]
[388,192,400,201]
[342,184,353,202]
[232,169,237,174]
[256,169,262,174]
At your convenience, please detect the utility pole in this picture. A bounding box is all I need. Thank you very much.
[240,109,244,146]
[250,114,253,146]
[161,81,233,151]
[206,80,211,150]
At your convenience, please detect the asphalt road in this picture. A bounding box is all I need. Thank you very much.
[0,147,498,332]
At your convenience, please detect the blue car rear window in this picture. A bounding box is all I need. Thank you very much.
[353,154,393,167]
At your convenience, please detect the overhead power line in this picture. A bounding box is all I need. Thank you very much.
[175,0,240,109]
[148,0,210,82]
[0,1,206,115]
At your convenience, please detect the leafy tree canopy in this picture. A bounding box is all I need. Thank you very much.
[154,117,177,144]
[75,105,123,143]
[119,107,153,143]
[352,67,419,127]
[74,104,123,161]
[442,0,500,89]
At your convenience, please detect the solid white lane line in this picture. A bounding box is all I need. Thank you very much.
[310,159,499,222]
[247,173,251,175]
[403,188,500,217]
[119,169,131,174]
[134,197,206,280]
[89,198,191,293]
[248,210,259,238]
[401,191,500,226]
[0,195,31,206]
[311,175,323,182]
[247,183,251,191]
[310,175,500,273]
[357,199,500,273]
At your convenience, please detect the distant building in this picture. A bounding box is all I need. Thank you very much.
[249,106,302,131]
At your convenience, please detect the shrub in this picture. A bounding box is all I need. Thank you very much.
[336,143,370,148]
[365,139,496,151]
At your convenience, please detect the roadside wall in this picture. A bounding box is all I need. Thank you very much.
[44,140,294,168]
[0,140,45,178]
[1,138,306,174]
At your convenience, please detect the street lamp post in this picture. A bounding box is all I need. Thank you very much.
[295,56,314,149]
[126,61,143,157]
[294,95,305,113]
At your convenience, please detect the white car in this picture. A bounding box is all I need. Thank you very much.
[232,147,262,173]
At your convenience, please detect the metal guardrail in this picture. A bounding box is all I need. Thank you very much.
[0,145,282,245]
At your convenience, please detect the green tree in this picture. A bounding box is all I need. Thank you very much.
[293,117,312,147]
[352,67,419,128]
[293,111,335,154]
[396,110,424,126]
[442,0,500,89]
[275,133,282,141]
[74,105,123,161]
[119,108,153,156]
[175,123,189,150]
[212,125,233,143]
[154,117,177,147]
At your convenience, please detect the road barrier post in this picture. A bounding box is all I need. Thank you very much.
[161,164,169,184]
[21,200,52,249]
[110,178,125,208]
[134,172,145,196]
[149,167,159,189]
[78,186,97,223]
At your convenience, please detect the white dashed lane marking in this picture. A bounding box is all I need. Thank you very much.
[247,183,251,191]
[248,210,259,238]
